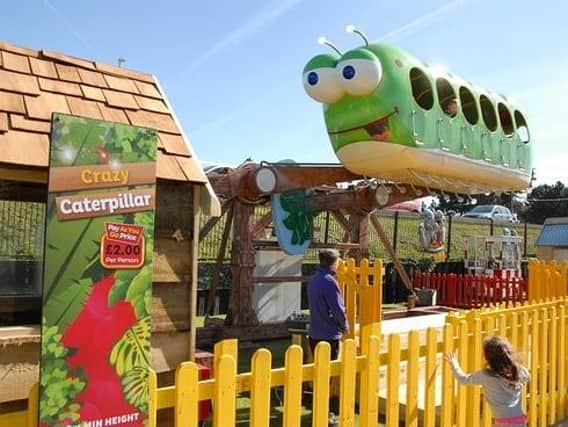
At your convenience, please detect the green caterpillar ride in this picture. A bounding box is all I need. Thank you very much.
[302,26,532,195]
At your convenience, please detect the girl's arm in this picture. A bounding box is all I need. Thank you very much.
[444,353,485,385]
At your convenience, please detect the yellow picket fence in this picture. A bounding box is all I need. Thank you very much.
[337,258,383,346]
[528,259,568,301]
[6,297,567,427]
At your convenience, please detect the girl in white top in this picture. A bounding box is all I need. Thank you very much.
[445,336,530,427]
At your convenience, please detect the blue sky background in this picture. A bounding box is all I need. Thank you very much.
[2,0,566,185]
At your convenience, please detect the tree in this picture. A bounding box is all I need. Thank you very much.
[522,181,568,224]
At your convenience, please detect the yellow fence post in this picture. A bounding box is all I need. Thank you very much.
[346,258,357,342]
[339,339,357,427]
[359,335,380,427]
[538,308,548,427]
[406,330,420,427]
[148,370,158,427]
[424,328,437,427]
[482,311,495,427]
[456,320,468,427]
[520,310,529,415]
[359,259,371,327]
[549,306,557,425]
[250,349,272,427]
[467,312,482,427]
[213,354,237,427]
[312,342,331,427]
[27,383,38,427]
[441,323,455,427]
[386,334,401,427]
[558,303,567,419]
[175,362,199,427]
[214,338,238,371]
[283,345,303,427]
[528,260,535,302]
[529,309,539,427]
[373,259,383,323]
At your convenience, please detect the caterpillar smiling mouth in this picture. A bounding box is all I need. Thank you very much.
[328,107,399,141]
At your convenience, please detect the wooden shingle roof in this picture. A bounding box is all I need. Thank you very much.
[0,41,207,184]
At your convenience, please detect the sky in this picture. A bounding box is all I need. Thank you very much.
[2,0,566,186]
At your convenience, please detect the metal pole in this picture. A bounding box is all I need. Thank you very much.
[446,215,453,261]
[393,211,399,255]
[324,211,330,244]
[490,218,494,236]
[523,221,528,258]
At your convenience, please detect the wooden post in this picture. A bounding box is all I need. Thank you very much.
[226,200,258,326]
[206,203,234,316]
[370,214,414,296]
[347,211,370,260]
[188,185,201,361]
[199,200,231,240]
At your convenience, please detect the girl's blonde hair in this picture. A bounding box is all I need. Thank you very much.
[483,336,525,383]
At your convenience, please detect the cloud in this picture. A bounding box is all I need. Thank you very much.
[42,0,93,50]
[190,0,477,153]
[533,152,566,185]
[378,0,469,42]
[183,0,302,72]
[190,86,287,138]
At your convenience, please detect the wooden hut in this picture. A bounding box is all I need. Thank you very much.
[0,41,220,405]
[536,217,568,261]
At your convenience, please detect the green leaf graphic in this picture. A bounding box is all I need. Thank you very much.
[110,316,151,376]
[122,367,149,412]
[280,191,313,246]
[39,320,85,425]
[43,278,92,329]
[42,213,120,307]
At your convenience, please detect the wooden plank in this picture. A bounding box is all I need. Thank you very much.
[312,343,331,427]
[339,340,357,427]
[0,129,49,167]
[188,185,201,362]
[0,112,8,132]
[252,240,360,250]
[252,275,310,283]
[0,165,47,183]
[43,50,96,70]
[29,57,58,79]
[283,345,303,427]
[205,203,233,316]
[456,321,468,427]
[424,328,437,427]
[386,334,401,426]
[0,91,26,114]
[175,362,199,427]
[406,331,420,427]
[199,200,231,240]
[250,349,272,427]
[1,51,30,73]
[251,211,273,237]
[370,214,414,294]
[441,323,454,427]
[213,357,237,427]
[331,210,350,232]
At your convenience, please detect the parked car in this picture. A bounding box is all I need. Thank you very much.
[463,205,515,223]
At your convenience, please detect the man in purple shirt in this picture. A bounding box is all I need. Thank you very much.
[308,249,348,361]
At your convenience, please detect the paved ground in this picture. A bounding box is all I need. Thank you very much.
[381,311,447,335]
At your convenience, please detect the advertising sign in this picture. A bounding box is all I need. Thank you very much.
[39,114,157,427]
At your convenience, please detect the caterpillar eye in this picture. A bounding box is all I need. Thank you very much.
[338,58,382,96]
[303,68,344,104]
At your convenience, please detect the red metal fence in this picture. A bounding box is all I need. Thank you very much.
[413,271,528,308]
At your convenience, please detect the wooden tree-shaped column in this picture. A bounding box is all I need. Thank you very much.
[226,200,258,326]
